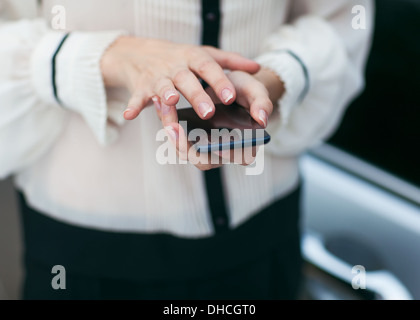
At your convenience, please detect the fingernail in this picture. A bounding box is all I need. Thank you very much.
[162,103,171,115]
[164,91,177,102]
[165,126,178,141]
[199,103,213,118]
[124,107,133,117]
[152,97,161,111]
[259,110,268,128]
[221,89,234,104]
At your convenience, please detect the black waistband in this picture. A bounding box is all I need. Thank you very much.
[19,186,301,282]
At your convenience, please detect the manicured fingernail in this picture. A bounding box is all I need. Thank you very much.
[152,97,161,111]
[165,126,178,141]
[199,103,213,118]
[164,91,177,102]
[162,103,171,115]
[221,89,234,104]
[124,107,133,117]
[259,110,268,128]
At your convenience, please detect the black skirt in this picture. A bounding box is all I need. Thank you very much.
[19,186,302,300]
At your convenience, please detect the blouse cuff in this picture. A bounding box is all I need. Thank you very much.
[255,50,309,124]
[31,30,125,146]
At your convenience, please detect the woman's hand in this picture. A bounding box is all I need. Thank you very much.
[152,68,285,171]
[205,68,284,129]
[153,98,259,171]
[100,36,260,121]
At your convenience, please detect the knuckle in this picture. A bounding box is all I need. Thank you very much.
[138,67,155,82]
[155,78,171,94]
[184,46,202,59]
[132,78,146,91]
[219,52,237,66]
[213,77,229,91]
[243,84,255,97]
[133,76,154,92]
[217,54,228,66]
[173,69,191,84]
[201,45,213,51]
[189,89,205,104]
[245,82,265,98]
[130,91,146,103]
[197,59,215,74]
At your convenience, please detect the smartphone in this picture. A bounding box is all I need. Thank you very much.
[177,103,271,153]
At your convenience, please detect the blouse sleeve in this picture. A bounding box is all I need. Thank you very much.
[254,0,374,156]
[0,0,124,179]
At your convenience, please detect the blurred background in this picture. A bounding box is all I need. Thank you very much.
[302,0,420,300]
[1,0,419,300]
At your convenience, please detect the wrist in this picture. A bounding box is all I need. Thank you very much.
[101,35,140,88]
[100,36,125,88]
[253,67,285,104]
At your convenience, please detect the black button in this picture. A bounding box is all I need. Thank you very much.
[205,12,217,22]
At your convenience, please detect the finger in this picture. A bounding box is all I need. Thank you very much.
[203,47,261,74]
[189,58,236,105]
[161,102,179,127]
[165,123,224,170]
[249,96,273,129]
[204,86,221,104]
[160,106,187,164]
[154,78,180,106]
[163,122,189,163]
[196,161,224,171]
[172,69,215,120]
[215,146,258,166]
[124,91,151,120]
[238,83,273,129]
[152,96,162,120]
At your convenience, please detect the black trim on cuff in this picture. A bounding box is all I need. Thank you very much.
[52,33,70,105]
[276,49,310,103]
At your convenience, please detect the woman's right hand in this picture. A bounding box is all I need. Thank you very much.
[100,36,260,121]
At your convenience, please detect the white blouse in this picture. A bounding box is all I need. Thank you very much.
[0,0,373,238]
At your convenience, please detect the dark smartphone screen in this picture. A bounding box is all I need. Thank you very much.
[177,103,271,153]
